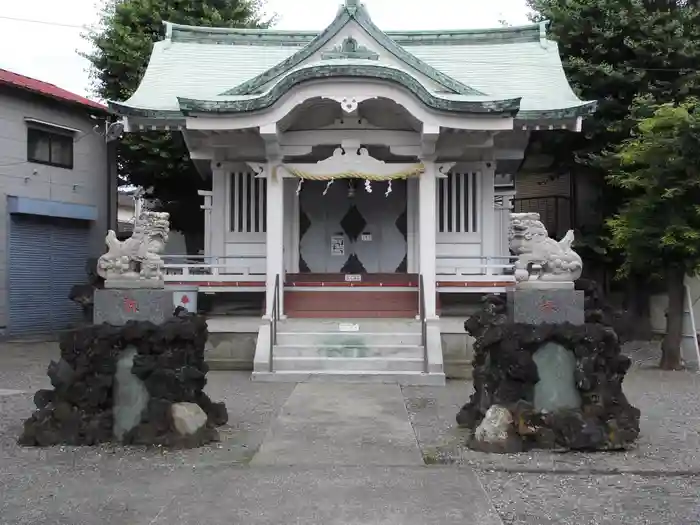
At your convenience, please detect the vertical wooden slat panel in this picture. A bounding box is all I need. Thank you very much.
[437,179,443,232]
[249,173,256,232]
[262,178,267,232]
[464,173,471,233]
[442,175,450,232]
[236,173,243,232]
[232,173,237,233]
[243,172,251,232]
[249,173,255,232]
[257,177,264,232]
[230,172,269,234]
[456,174,461,233]
[472,172,479,232]
[450,173,462,233]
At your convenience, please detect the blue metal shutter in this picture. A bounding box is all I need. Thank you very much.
[49,218,91,331]
[9,215,91,335]
[9,216,53,334]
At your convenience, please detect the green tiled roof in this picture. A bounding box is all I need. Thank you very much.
[111,2,595,121]
[221,2,483,96]
[177,62,522,116]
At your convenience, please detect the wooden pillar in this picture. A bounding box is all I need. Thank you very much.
[198,190,213,258]
[265,162,285,317]
[210,164,227,261]
[481,162,496,274]
[419,160,437,319]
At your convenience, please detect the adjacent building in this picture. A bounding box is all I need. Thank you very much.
[0,68,114,336]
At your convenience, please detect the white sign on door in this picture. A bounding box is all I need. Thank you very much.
[331,236,345,256]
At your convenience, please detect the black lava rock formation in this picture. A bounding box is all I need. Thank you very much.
[456,293,641,452]
[68,257,105,322]
[18,313,228,448]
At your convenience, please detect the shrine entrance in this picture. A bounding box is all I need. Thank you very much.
[297,179,408,274]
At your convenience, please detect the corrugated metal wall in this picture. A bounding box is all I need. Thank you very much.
[9,215,90,335]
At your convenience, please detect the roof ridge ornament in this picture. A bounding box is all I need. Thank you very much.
[220,0,486,97]
[344,0,361,14]
[321,36,379,60]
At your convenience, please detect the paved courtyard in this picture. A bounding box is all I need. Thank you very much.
[0,341,699,524]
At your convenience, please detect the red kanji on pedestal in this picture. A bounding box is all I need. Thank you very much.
[540,300,558,313]
[123,298,138,313]
[180,295,190,305]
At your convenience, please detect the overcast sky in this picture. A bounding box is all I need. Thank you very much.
[0,0,531,100]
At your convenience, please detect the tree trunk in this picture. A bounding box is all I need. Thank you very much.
[660,267,686,370]
[624,273,652,340]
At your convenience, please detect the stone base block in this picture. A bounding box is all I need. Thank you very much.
[507,289,584,325]
[93,289,174,325]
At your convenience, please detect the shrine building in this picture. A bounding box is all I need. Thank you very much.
[109,0,595,383]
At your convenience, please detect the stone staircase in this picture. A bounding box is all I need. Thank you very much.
[252,318,445,385]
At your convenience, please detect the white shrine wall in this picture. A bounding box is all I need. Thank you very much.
[205,163,507,277]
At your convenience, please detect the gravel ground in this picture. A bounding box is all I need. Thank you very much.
[3,339,700,525]
[478,471,700,525]
[403,341,700,474]
[0,342,294,478]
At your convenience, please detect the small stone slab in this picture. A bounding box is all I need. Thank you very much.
[93,289,174,325]
[508,289,585,325]
[113,347,150,441]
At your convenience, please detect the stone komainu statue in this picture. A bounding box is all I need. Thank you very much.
[97,211,170,288]
[509,212,583,284]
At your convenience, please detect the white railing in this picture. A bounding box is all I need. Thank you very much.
[436,255,518,281]
[162,255,265,282]
[162,254,516,284]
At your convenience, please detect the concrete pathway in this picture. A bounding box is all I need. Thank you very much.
[1,462,503,525]
[251,383,424,466]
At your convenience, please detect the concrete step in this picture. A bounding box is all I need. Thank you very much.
[273,344,423,358]
[272,356,425,372]
[251,370,446,386]
[276,318,421,333]
[275,332,422,346]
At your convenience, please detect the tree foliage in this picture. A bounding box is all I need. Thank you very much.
[605,98,700,276]
[83,0,270,236]
[526,0,700,264]
[603,98,700,368]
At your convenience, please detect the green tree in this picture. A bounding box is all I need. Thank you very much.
[526,0,700,311]
[84,0,270,244]
[604,97,700,369]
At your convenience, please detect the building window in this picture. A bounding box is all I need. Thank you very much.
[230,172,267,233]
[437,172,479,233]
[27,127,74,169]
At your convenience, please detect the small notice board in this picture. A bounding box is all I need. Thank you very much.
[331,236,345,256]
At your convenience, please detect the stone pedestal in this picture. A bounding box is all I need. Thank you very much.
[93,289,173,325]
[507,288,585,326]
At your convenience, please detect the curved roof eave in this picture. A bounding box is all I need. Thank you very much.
[176,64,521,116]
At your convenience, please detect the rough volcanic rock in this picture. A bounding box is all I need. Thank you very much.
[456,289,641,453]
[575,278,635,343]
[68,257,105,322]
[18,313,227,448]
